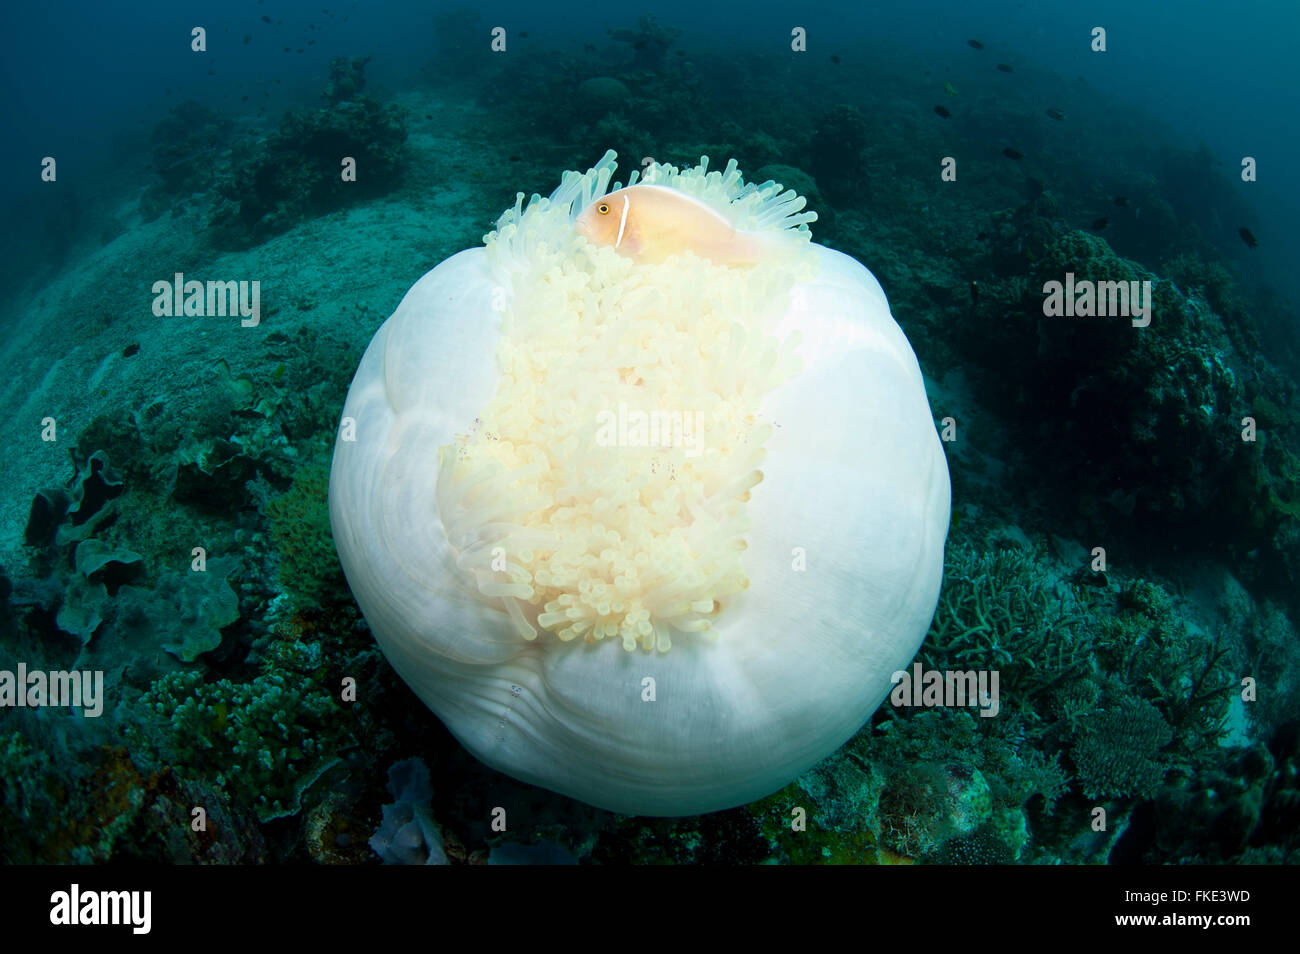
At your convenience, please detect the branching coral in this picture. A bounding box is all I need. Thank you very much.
[921,540,1093,712]
[1090,579,1233,756]
[1069,693,1173,800]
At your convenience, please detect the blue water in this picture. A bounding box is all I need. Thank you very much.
[3,1,1297,305]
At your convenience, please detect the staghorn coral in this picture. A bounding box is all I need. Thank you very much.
[921,539,1093,713]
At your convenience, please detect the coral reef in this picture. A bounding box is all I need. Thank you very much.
[324,55,373,106]
[0,733,266,864]
[876,761,992,857]
[1069,693,1173,800]
[211,90,408,246]
[267,458,344,611]
[139,101,234,221]
[608,16,681,72]
[129,669,351,823]
[951,214,1300,611]
[921,539,1093,715]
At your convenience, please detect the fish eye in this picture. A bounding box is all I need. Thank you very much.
[597,203,609,214]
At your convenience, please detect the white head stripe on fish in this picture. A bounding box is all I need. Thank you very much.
[615,193,630,249]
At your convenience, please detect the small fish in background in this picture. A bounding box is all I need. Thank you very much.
[830,54,841,65]
[1003,147,1024,160]
[1046,108,1065,120]
[934,105,951,118]
[1092,217,1108,230]
[261,14,271,23]
[519,30,529,38]
[945,81,958,96]
[243,32,252,45]
[996,63,1013,72]
[1113,195,1129,207]
[968,39,985,49]
[122,343,140,357]
[1239,227,1259,249]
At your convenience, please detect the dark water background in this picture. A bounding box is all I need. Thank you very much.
[3,0,1297,314]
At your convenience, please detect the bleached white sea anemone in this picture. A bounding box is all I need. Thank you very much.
[329,151,950,816]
